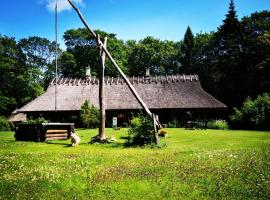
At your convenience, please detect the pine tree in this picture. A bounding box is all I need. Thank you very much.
[207,0,244,108]
[219,0,242,35]
[180,26,195,74]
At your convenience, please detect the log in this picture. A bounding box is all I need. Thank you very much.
[46,130,68,134]
[45,137,68,141]
[98,35,107,140]
[45,133,68,138]
[152,113,160,145]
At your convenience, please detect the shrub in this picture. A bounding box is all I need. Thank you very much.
[130,116,141,128]
[80,100,100,128]
[27,116,48,124]
[207,120,229,130]
[0,116,10,131]
[230,93,270,130]
[127,114,156,146]
[167,119,180,128]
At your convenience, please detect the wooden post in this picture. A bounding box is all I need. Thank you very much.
[152,114,160,145]
[98,35,107,140]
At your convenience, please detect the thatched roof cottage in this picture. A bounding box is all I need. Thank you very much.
[18,75,226,126]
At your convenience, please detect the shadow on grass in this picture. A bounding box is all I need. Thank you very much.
[109,142,126,148]
[45,141,71,147]
[45,140,127,148]
[120,136,130,140]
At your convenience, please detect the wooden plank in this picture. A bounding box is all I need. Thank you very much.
[45,133,68,137]
[46,130,68,134]
[45,137,68,141]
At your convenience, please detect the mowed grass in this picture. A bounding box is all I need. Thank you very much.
[0,128,269,200]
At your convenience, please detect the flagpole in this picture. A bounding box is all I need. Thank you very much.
[55,0,58,111]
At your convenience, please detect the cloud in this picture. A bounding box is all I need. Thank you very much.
[45,0,83,12]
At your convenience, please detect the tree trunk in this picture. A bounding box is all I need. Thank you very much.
[98,35,107,140]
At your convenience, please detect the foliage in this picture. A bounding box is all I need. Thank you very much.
[63,28,128,77]
[18,36,56,70]
[80,100,100,128]
[230,93,270,130]
[127,115,156,146]
[58,51,77,77]
[206,120,229,130]
[0,116,10,131]
[180,26,195,74]
[208,6,269,108]
[18,36,58,89]
[167,119,180,128]
[127,37,180,76]
[206,0,244,107]
[0,35,44,116]
[0,129,269,199]
[26,116,48,124]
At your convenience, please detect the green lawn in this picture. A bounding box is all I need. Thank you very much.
[0,128,269,200]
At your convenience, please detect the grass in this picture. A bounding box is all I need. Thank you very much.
[0,128,269,200]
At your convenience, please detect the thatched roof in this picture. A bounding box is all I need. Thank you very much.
[18,75,226,112]
[8,112,27,122]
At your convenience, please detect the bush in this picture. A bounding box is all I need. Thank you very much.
[230,93,270,130]
[27,116,48,124]
[80,100,100,128]
[0,116,10,131]
[206,120,229,130]
[167,119,180,128]
[127,114,156,146]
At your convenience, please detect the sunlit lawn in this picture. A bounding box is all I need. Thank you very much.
[0,128,269,199]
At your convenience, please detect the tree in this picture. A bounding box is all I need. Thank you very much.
[18,36,57,85]
[127,37,179,76]
[206,0,244,108]
[241,11,270,97]
[192,32,215,89]
[0,35,43,115]
[180,26,195,74]
[80,100,99,128]
[63,28,128,77]
[58,51,77,77]
[230,93,270,130]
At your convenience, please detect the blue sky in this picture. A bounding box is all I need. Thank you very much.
[0,0,269,48]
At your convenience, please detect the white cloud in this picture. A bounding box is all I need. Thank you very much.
[45,0,83,12]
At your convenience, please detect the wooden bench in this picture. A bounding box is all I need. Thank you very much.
[15,123,74,142]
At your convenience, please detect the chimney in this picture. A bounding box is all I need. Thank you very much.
[85,66,91,78]
[145,68,150,77]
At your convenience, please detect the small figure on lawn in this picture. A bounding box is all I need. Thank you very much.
[71,132,80,147]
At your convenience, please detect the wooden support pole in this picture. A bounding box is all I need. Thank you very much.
[98,35,107,140]
[152,113,160,145]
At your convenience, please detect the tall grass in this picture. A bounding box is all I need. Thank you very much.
[207,120,229,130]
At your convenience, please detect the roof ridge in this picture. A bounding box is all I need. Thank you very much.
[50,74,200,86]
